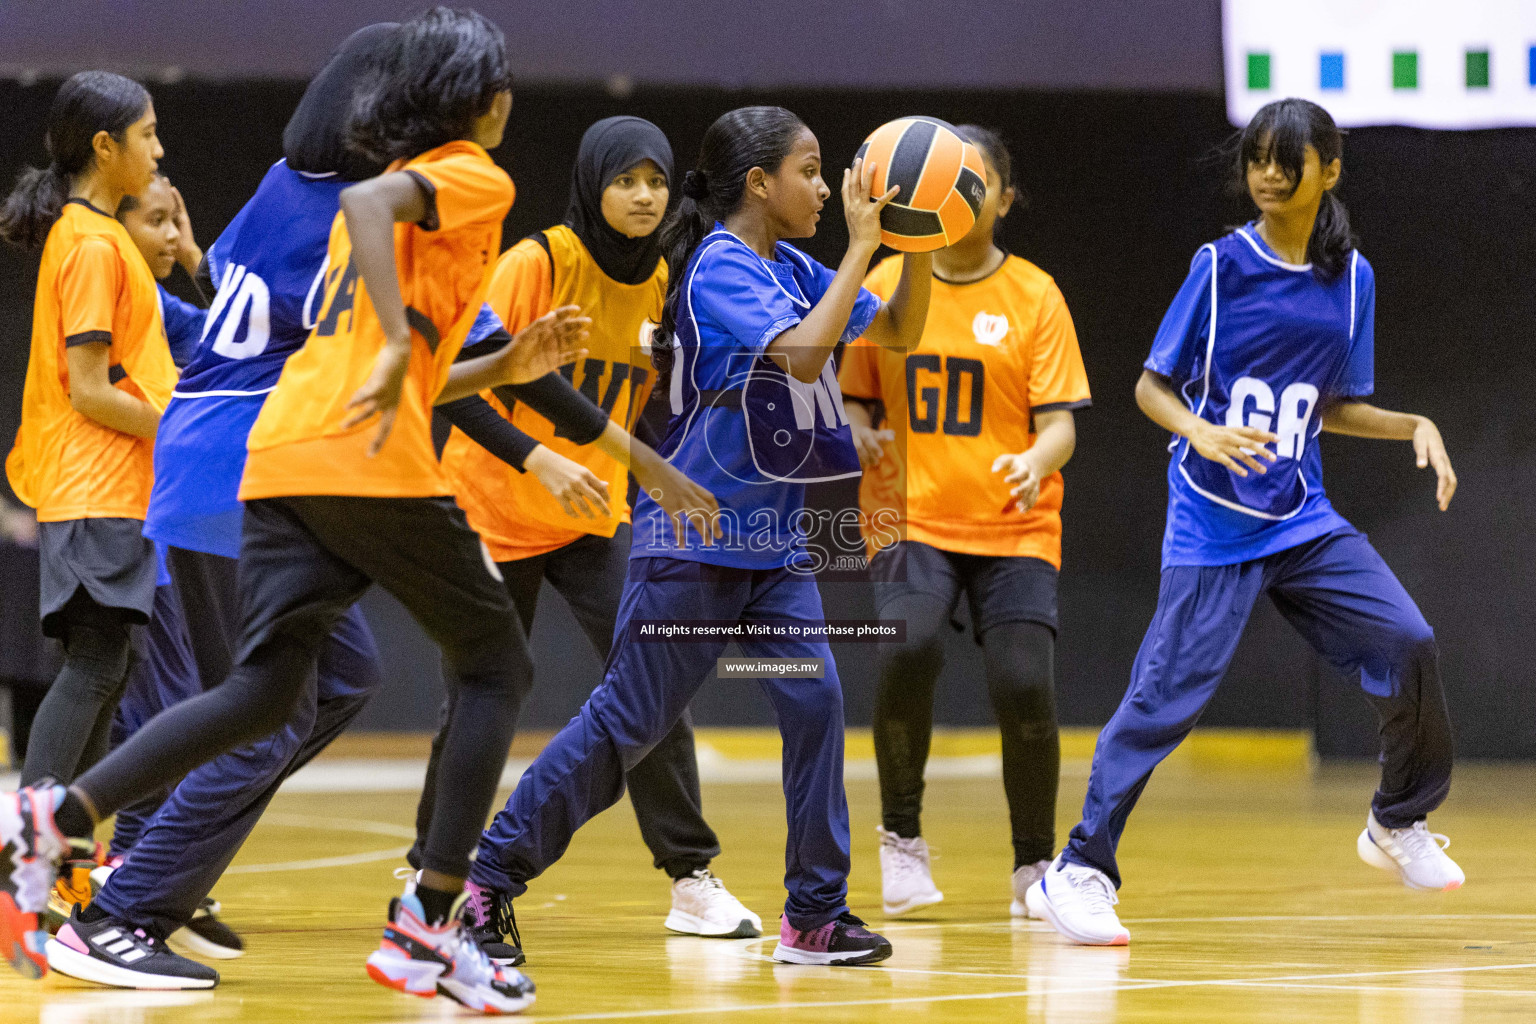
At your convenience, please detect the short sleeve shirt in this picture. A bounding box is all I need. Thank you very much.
[241,141,514,500]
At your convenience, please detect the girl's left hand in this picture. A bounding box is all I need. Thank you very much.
[1413,417,1457,510]
[992,452,1042,513]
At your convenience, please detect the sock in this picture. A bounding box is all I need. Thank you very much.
[664,860,710,882]
[416,884,457,927]
[54,790,95,841]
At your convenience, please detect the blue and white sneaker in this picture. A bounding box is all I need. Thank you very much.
[366,892,536,1014]
[1025,855,1130,946]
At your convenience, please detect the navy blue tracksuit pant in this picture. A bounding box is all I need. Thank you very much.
[95,548,380,938]
[470,556,852,932]
[1064,528,1452,889]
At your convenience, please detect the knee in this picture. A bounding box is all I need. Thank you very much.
[443,612,534,702]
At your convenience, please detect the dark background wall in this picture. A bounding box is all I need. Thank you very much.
[0,78,1530,757]
[0,0,1224,91]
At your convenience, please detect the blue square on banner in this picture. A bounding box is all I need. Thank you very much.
[1320,52,1345,90]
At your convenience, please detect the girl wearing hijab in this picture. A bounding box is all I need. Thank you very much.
[419,117,758,965]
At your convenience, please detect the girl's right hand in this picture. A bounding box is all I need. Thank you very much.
[851,423,894,468]
[1188,421,1279,477]
[526,446,611,520]
[842,156,899,255]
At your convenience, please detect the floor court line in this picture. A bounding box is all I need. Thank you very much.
[428,960,1536,1023]
[220,813,415,874]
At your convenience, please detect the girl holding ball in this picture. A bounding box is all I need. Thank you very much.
[457,106,931,966]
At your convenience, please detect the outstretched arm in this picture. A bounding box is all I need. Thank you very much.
[1323,401,1456,510]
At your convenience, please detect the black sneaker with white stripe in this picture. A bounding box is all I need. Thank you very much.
[45,905,218,989]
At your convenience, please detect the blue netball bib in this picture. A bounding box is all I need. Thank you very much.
[1145,225,1375,566]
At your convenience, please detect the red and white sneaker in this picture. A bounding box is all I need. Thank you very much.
[0,786,71,978]
[771,912,892,966]
[366,892,536,1014]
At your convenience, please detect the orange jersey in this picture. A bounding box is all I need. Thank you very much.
[240,141,513,501]
[839,254,1090,566]
[6,200,177,522]
[441,224,663,561]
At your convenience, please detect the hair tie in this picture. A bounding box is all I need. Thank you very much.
[682,169,709,201]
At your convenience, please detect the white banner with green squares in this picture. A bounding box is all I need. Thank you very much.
[1224,0,1536,128]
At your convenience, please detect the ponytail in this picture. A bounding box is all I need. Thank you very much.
[0,166,71,249]
[1236,97,1355,280]
[0,70,150,250]
[1307,190,1353,280]
[652,106,807,390]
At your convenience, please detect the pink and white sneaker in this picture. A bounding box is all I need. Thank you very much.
[0,786,71,979]
[771,912,892,966]
[366,892,535,1014]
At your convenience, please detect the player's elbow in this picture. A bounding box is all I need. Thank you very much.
[1134,370,1168,416]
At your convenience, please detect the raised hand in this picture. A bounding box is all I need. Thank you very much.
[501,305,591,385]
[1188,422,1279,478]
[842,156,899,254]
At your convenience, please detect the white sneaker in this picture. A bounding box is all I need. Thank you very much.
[664,869,761,938]
[1025,856,1129,946]
[877,826,943,916]
[1357,812,1465,891]
[1009,859,1051,918]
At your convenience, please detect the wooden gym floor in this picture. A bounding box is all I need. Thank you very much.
[3,728,1535,1023]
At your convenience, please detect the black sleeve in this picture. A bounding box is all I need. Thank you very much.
[436,394,539,472]
[495,372,609,447]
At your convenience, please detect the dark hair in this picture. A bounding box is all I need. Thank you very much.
[955,124,1027,244]
[286,22,399,180]
[652,106,807,387]
[347,6,513,165]
[1237,98,1355,279]
[0,70,150,249]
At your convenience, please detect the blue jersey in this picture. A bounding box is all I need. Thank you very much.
[146,155,512,557]
[156,285,205,368]
[632,226,881,569]
[1146,224,1375,567]
[146,161,349,556]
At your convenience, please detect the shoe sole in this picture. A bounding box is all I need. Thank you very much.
[0,893,46,979]
[881,890,944,917]
[771,940,893,966]
[1024,880,1129,946]
[664,908,762,938]
[439,976,536,1015]
[1356,830,1464,892]
[45,937,217,989]
[366,949,443,999]
[169,925,246,961]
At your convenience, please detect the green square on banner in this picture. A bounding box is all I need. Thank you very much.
[1247,52,1271,90]
[1466,49,1490,89]
[1393,51,1418,89]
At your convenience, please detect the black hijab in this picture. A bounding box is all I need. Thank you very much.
[564,116,673,285]
[283,22,398,181]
